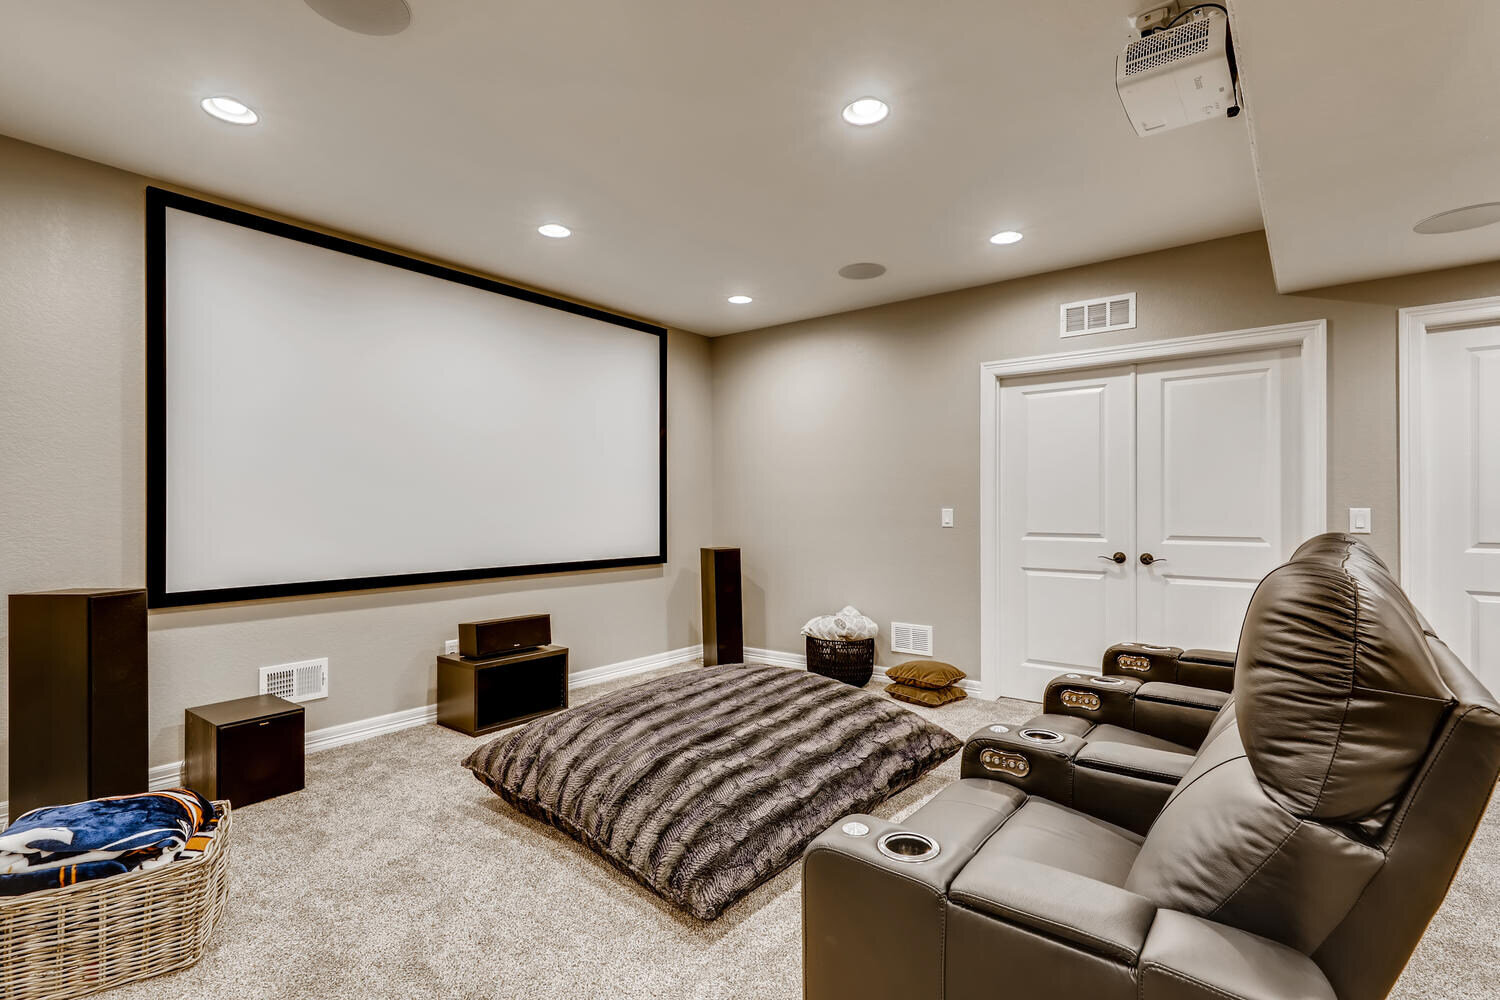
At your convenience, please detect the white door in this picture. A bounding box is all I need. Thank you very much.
[1135,348,1302,650]
[996,348,1307,699]
[1413,323,1500,688]
[998,368,1136,701]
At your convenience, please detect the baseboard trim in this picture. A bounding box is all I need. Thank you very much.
[569,645,700,688]
[746,645,984,693]
[5,644,978,820]
[1,645,705,821]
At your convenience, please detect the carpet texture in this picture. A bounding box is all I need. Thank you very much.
[101,660,1499,1000]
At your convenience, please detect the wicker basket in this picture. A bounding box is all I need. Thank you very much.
[806,636,876,687]
[0,801,232,1000]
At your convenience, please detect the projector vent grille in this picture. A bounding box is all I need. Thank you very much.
[1061,293,1135,337]
[259,657,329,703]
[1124,16,1213,76]
[891,622,934,657]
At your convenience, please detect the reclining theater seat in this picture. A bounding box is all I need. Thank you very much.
[804,534,1500,1000]
[978,534,1419,836]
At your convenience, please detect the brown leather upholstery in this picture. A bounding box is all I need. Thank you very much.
[1234,549,1452,827]
[803,534,1500,1000]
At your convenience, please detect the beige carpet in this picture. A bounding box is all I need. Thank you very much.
[106,660,1498,1000]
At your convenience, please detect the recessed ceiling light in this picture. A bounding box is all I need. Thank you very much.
[304,0,412,36]
[727,295,753,305]
[989,230,1024,245]
[838,262,887,280]
[1413,203,1500,235]
[200,96,258,125]
[841,98,889,126]
[537,223,572,238]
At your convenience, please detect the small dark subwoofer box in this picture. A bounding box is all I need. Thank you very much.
[459,613,551,659]
[185,695,305,807]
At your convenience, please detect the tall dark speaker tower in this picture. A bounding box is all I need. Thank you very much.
[700,547,743,667]
[8,589,148,817]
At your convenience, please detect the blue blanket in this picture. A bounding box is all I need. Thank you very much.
[0,789,218,895]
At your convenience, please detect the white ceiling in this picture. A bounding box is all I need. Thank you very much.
[1232,0,1500,291]
[0,0,1267,335]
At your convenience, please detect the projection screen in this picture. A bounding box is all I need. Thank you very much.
[146,189,666,607]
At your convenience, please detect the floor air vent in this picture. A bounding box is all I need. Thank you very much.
[259,657,329,702]
[891,622,934,657]
[1061,293,1135,337]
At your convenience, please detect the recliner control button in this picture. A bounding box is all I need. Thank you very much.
[1061,689,1102,711]
[979,748,1030,777]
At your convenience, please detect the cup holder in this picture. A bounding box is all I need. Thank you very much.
[1091,676,1126,686]
[1019,728,1064,744]
[877,831,940,863]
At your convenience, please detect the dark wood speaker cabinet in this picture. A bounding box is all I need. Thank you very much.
[459,613,551,659]
[7,588,148,817]
[437,645,569,737]
[701,547,744,666]
[184,695,305,807]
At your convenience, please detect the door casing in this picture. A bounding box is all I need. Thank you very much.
[979,320,1328,700]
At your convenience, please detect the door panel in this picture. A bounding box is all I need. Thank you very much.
[1418,327,1500,688]
[1135,349,1302,650]
[998,369,1134,699]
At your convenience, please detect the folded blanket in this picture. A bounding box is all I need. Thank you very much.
[801,605,879,641]
[0,789,218,895]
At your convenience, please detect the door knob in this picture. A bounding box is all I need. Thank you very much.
[1139,552,1165,565]
[1098,552,1127,564]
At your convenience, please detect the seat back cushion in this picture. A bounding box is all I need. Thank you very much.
[1126,534,1461,954]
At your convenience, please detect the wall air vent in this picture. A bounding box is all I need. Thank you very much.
[891,622,935,657]
[259,657,329,703]
[1060,293,1135,338]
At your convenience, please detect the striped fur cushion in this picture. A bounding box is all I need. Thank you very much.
[463,663,960,919]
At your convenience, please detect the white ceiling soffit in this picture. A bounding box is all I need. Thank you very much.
[0,0,1262,335]
[1233,0,1500,292]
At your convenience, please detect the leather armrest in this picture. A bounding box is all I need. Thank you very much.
[1103,643,1237,693]
[1140,910,1337,1000]
[1135,682,1229,748]
[1137,682,1231,712]
[949,855,1156,964]
[1073,741,1193,834]
[1042,672,1142,727]
[1179,648,1236,693]
[1076,740,1194,783]
[1102,642,1184,684]
[803,780,1025,1000]
[960,725,1085,805]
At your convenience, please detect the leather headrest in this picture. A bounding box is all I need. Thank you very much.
[1235,534,1454,823]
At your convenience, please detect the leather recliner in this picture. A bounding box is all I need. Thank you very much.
[804,534,1500,1000]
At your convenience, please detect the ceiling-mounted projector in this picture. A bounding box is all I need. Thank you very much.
[1116,5,1238,137]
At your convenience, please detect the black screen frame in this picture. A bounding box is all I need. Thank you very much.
[146,187,667,608]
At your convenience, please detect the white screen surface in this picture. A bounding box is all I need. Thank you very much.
[159,203,663,602]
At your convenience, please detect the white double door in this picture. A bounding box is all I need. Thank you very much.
[997,348,1305,700]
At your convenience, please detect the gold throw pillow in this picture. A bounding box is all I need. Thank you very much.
[886,682,967,707]
[885,660,966,690]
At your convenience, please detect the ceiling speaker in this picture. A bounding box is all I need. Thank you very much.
[305,0,412,36]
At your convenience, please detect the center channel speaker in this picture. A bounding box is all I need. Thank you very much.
[701,547,743,666]
[459,613,551,659]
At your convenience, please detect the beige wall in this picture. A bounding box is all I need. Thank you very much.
[710,232,1500,677]
[8,129,1500,803]
[0,137,714,803]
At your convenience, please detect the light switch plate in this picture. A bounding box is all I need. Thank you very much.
[1348,508,1372,534]
[940,507,955,528]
